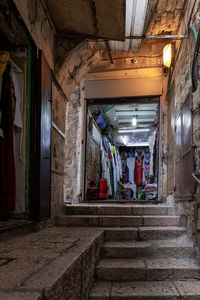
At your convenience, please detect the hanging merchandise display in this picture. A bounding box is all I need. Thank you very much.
[143,150,150,184]
[135,151,144,185]
[0,64,16,212]
[126,153,135,184]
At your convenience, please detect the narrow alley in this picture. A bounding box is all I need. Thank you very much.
[0,0,200,299]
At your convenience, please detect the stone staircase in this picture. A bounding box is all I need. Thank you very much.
[65,204,200,299]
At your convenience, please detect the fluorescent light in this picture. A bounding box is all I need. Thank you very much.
[127,142,149,147]
[132,117,137,126]
[118,129,150,133]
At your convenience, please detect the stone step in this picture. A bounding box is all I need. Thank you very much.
[60,215,180,227]
[65,204,176,216]
[104,226,186,241]
[139,226,186,240]
[97,258,200,281]
[102,238,194,258]
[90,280,200,299]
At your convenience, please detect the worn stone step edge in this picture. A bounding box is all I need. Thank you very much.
[103,226,187,241]
[60,215,180,227]
[65,205,176,216]
[90,280,200,299]
[102,240,195,258]
[97,258,200,281]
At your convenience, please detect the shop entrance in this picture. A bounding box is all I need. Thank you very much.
[84,97,160,202]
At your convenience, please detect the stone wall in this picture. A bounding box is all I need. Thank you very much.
[166,0,200,247]
[13,0,55,68]
[51,82,66,219]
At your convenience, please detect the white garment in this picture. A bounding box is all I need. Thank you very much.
[10,59,24,128]
[126,156,135,184]
[148,134,156,176]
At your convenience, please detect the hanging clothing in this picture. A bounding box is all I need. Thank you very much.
[126,153,135,184]
[143,150,150,184]
[148,133,156,176]
[135,151,144,185]
[10,59,23,129]
[101,140,112,196]
[0,66,16,212]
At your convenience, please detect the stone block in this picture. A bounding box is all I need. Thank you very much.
[111,281,179,299]
[97,259,145,281]
[175,280,200,299]
[60,216,99,226]
[166,0,177,12]
[97,205,132,215]
[81,240,96,298]
[52,82,66,133]
[52,129,65,174]
[45,256,82,300]
[139,226,186,240]
[143,216,180,226]
[51,172,64,218]
[103,241,151,258]
[99,216,142,227]
[157,0,167,13]
[95,233,104,262]
[0,292,42,300]
[65,205,97,215]
[90,281,111,300]
[146,258,200,280]
[104,228,139,241]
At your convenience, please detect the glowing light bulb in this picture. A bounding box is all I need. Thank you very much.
[163,44,172,68]
[132,117,137,127]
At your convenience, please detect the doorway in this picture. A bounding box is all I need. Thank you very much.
[0,0,52,228]
[84,97,161,202]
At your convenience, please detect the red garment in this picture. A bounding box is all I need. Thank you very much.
[135,152,143,185]
[0,68,16,212]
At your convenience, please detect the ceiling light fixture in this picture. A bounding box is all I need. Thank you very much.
[132,117,137,127]
[127,142,149,147]
[118,129,150,133]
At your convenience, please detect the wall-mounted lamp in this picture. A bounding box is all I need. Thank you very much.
[163,44,172,68]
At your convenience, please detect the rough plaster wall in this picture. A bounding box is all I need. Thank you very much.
[51,82,66,219]
[13,0,55,68]
[160,79,169,199]
[166,0,200,246]
[64,86,82,203]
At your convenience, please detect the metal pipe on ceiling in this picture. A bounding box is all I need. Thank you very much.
[96,35,187,42]
[124,35,187,40]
